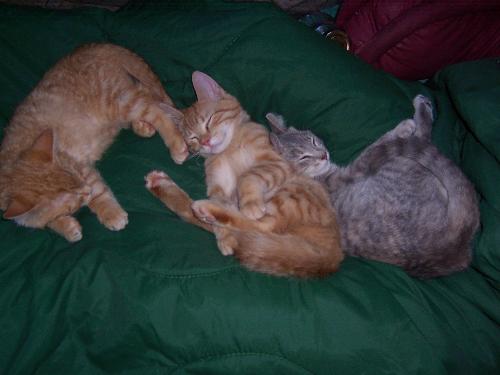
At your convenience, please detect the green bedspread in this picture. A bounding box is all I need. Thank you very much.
[0,1,499,374]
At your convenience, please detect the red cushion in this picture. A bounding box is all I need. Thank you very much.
[336,0,500,80]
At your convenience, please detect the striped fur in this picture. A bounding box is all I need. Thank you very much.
[146,71,343,278]
[0,43,187,241]
[267,95,480,278]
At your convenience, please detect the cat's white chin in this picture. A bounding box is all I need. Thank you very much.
[319,160,331,174]
[307,160,330,177]
[203,125,234,155]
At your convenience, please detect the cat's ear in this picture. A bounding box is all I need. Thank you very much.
[159,103,184,126]
[269,133,284,154]
[3,197,34,219]
[30,129,54,162]
[192,71,226,101]
[266,113,287,135]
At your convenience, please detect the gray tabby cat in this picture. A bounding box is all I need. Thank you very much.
[267,95,480,278]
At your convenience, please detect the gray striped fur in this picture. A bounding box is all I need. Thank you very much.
[267,95,479,278]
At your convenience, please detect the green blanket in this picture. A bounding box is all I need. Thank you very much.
[0,1,499,374]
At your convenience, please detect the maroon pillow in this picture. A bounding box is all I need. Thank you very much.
[336,0,500,80]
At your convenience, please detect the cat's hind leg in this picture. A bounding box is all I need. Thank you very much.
[192,200,285,256]
[145,170,213,232]
[381,95,434,142]
[340,118,416,179]
[192,200,274,232]
[145,171,239,256]
[372,119,417,147]
[192,200,258,256]
[47,215,82,242]
[412,95,434,140]
[391,119,417,139]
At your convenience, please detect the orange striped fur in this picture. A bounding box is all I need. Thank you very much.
[146,72,343,278]
[0,43,187,241]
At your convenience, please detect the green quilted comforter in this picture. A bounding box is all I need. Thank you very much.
[0,1,499,374]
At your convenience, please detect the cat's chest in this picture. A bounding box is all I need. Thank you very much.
[207,148,255,196]
[210,159,236,197]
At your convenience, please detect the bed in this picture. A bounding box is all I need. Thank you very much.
[1,1,499,374]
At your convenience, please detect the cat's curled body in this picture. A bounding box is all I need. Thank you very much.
[0,43,188,241]
[267,95,479,278]
[146,72,343,278]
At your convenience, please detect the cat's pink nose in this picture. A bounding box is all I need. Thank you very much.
[321,152,328,160]
[200,138,211,146]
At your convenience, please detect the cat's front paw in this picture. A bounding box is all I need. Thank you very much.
[215,227,236,256]
[99,206,128,231]
[191,200,217,224]
[65,221,83,242]
[170,141,189,165]
[132,120,156,138]
[48,216,83,242]
[58,217,82,242]
[394,119,416,138]
[145,170,176,196]
[241,201,266,220]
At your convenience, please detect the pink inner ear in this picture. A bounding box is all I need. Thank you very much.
[31,129,54,162]
[192,71,225,101]
[3,198,34,219]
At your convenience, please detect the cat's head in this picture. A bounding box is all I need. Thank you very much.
[266,113,331,178]
[3,130,91,228]
[162,71,249,157]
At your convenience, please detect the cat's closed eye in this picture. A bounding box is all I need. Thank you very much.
[204,114,215,131]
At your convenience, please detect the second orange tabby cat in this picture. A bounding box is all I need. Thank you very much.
[0,43,187,241]
[146,71,343,278]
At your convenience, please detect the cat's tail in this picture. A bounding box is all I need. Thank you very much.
[233,229,344,278]
[405,244,473,279]
[192,200,344,278]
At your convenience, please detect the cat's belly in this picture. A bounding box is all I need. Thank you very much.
[211,159,237,197]
[57,116,122,164]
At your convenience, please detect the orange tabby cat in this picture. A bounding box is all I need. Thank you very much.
[0,43,187,241]
[146,71,343,278]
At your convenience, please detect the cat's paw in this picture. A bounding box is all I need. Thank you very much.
[413,94,434,121]
[99,206,129,231]
[132,120,156,138]
[215,228,237,256]
[217,241,234,256]
[145,170,176,196]
[48,216,83,242]
[241,201,266,220]
[65,225,82,242]
[191,200,217,224]
[413,94,432,110]
[394,119,416,138]
[191,199,225,225]
[170,141,189,165]
[62,218,83,242]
